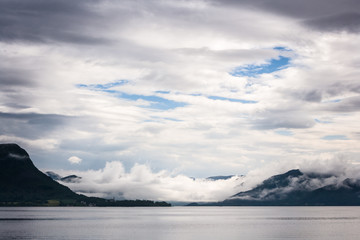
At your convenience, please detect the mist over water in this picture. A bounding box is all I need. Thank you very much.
[1,207,360,240]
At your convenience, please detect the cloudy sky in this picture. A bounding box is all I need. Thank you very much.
[1,0,360,201]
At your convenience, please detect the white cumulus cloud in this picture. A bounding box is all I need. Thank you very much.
[68,156,82,164]
[55,161,245,202]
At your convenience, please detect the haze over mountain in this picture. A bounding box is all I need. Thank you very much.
[206,175,236,181]
[213,169,360,206]
[43,163,360,205]
[47,163,245,202]
[46,171,82,183]
[0,143,170,206]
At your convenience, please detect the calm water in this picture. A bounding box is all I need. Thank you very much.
[1,206,360,240]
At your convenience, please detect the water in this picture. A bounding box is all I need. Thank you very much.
[1,207,360,240]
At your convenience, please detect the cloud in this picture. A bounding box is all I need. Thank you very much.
[77,82,188,110]
[0,0,109,44]
[231,173,341,201]
[210,0,360,32]
[232,155,360,198]
[0,69,36,88]
[284,89,322,103]
[68,156,82,164]
[52,155,360,202]
[0,0,360,183]
[304,12,360,32]
[54,161,244,202]
[230,55,291,77]
[325,96,360,112]
[0,112,74,139]
[252,111,315,130]
[322,135,349,141]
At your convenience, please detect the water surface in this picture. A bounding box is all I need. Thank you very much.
[1,206,360,240]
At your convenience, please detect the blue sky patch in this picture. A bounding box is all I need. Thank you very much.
[275,130,293,136]
[315,119,332,124]
[322,135,349,140]
[117,93,187,110]
[77,80,128,90]
[190,93,202,97]
[208,96,257,104]
[77,81,186,110]
[273,46,292,51]
[148,116,182,122]
[327,99,341,103]
[155,90,171,94]
[230,56,291,78]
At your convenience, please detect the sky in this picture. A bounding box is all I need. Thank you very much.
[1,0,360,201]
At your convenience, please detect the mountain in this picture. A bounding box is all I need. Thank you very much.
[206,175,235,181]
[217,169,360,206]
[46,171,82,183]
[0,143,170,207]
[0,143,81,206]
[45,171,62,181]
[60,175,82,183]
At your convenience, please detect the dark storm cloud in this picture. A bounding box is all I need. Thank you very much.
[0,112,74,139]
[210,0,360,32]
[0,0,108,44]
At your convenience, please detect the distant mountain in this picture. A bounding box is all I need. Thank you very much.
[45,171,82,183]
[0,143,170,207]
[186,169,360,206]
[45,171,62,181]
[60,175,82,183]
[206,175,235,181]
[217,169,360,206]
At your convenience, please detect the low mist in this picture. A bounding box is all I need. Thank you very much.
[49,155,360,202]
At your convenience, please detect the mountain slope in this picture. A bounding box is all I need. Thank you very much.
[0,144,83,205]
[219,169,360,206]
